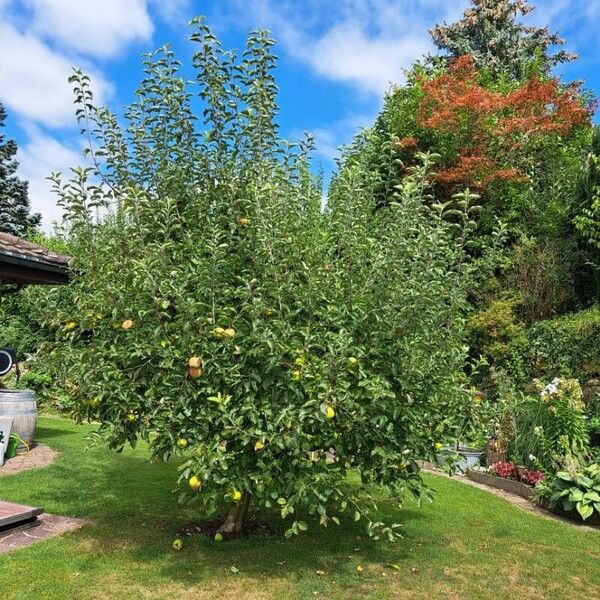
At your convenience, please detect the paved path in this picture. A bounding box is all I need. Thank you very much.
[0,513,88,554]
[0,443,58,476]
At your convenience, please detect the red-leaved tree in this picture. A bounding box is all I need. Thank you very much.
[411,55,591,193]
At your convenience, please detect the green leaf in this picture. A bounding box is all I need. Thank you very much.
[576,502,594,521]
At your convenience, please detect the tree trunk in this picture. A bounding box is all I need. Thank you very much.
[217,493,251,535]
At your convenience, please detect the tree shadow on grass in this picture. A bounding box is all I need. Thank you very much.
[8,422,450,589]
[80,456,448,585]
[35,423,81,440]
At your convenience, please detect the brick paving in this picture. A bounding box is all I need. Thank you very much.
[0,443,58,476]
[0,443,86,554]
[0,513,88,554]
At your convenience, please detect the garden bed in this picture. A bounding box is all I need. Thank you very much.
[466,468,536,501]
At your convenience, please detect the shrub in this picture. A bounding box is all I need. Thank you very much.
[525,306,600,380]
[509,377,589,471]
[541,463,600,521]
[468,296,527,374]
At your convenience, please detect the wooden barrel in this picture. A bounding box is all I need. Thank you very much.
[0,389,36,448]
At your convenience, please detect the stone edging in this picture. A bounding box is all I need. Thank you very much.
[466,468,536,500]
[0,444,58,476]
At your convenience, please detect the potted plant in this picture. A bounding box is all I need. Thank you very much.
[437,389,489,473]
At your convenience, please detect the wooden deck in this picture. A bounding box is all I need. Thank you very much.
[0,500,42,530]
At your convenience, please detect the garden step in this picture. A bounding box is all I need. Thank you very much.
[0,500,43,530]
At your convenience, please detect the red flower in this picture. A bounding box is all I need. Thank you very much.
[490,461,517,479]
[520,469,544,486]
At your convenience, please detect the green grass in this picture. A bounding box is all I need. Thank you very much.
[0,417,598,600]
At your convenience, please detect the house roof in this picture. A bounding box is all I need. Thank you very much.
[0,232,71,286]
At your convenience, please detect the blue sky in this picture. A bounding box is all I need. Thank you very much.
[1,0,599,230]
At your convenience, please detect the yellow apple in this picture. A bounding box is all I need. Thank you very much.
[325,406,335,420]
[121,319,134,330]
[177,438,188,449]
[212,327,226,339]
[189,475,201,491]
[188,356,203,369]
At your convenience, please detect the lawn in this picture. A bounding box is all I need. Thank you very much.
[0,417,598,600]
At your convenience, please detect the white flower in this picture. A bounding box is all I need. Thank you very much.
[541,382,558,397]
[402,449,411,455]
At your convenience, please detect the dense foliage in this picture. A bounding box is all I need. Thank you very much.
[3,0,600,530]
[541,463,600,521]
[29,21,476,539]
[0,102,40,236]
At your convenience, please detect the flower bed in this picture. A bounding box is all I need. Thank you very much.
[466,468,537,500]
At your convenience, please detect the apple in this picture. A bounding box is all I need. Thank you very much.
[172,538,183,551]
[126,412,136,422]
[188,356,203,369]
[434,442,443,450]
[177,438,188,449]
[212,327,226,339]
[325,406,335,420]
[224,327,236,338]
[121,319,134,330]
[291,370,302,381]
[347,357,358,367]
[89,397,101,408]
[254,440,265,451]
[189,475,202,491]
[214,532,223,542]
[231,490,242,502]
[188,367,203,378]
[239,217,249,226]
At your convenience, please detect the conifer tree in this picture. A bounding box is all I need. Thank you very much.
[430,0,576,79]
[0,103,40,236]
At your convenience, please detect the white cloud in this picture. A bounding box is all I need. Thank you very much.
[216,0,468,96]
[24,0,153,58]
[17,127,85,231]
[149,0,191,27]
[307,114,374,162]
[297,24,430,96]
[0,23,111,128]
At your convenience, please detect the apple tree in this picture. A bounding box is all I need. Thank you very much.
[39,19,475,539]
